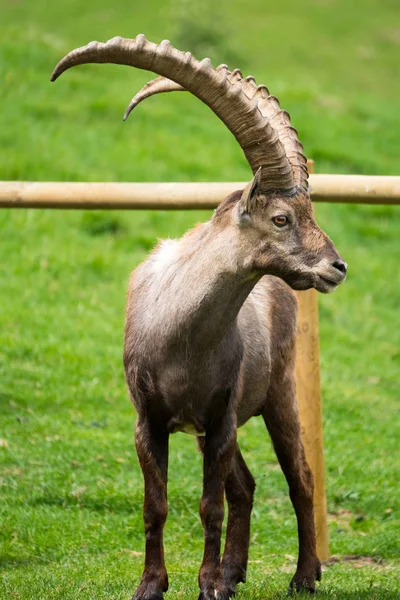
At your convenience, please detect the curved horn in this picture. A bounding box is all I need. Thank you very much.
[51,35,308,195]
[123,65,229,120]
[123,76,185,121]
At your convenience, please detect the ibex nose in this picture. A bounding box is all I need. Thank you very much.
[332,259,348,275]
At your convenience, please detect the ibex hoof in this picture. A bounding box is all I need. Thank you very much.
[287,587,316,596]
[198,588,230,600]
[132,593,163,600]
[288,558,322,595]
[132,570,168,600]
[132,583,164,600]
[223,563,246,597]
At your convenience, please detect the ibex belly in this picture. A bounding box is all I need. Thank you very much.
[156,358,237,435]
[167,417,206,436]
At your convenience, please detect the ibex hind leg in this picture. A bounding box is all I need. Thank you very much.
[262,374,321,594]
[133,418,169,600]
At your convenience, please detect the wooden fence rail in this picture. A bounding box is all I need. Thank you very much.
[1,175,400,209]
[1,173,399,562]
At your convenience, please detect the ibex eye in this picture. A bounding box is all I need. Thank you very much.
[272,215,289,227]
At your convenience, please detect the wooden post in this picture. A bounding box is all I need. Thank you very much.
[295,160,329,561]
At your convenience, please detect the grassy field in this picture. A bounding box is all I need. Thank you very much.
[0,0,399,598]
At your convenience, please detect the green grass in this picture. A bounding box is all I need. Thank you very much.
[0,0,399,598]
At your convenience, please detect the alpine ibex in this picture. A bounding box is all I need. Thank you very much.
[52,35,347,600]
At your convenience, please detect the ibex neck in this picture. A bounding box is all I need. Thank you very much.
[146,221,260,349]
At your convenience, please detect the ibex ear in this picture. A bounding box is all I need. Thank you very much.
[238,167,262,217]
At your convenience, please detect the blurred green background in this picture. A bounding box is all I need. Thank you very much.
[0,0,399,598]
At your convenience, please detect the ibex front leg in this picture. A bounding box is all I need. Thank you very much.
[198,413,236,600]
[222,444,255,596]
[133,418,169,600]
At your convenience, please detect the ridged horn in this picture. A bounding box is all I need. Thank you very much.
[51,35,308,195]
[123,64,229,121]
[123,76,185,121]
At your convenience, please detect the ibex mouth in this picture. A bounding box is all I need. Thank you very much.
[316,274,343,293]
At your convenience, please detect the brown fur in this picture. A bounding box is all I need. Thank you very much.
[124,177,346,600]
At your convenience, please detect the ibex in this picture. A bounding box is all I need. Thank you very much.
[51,35,347,600]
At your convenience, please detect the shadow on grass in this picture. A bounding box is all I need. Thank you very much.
[31,493,137,514]
[0,554,48,571]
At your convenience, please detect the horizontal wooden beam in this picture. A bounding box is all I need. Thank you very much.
[0,175,399,209]
[310,175,400,205]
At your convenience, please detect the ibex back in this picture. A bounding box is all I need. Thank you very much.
[52,35,347,600]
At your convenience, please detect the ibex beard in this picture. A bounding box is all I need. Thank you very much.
[52,34,347,600]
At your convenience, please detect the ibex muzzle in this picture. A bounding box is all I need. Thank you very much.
[52,34,346,599]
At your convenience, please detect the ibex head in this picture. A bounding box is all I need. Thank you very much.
[51,35,346,293]
[214,169,347,293]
